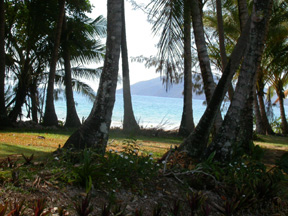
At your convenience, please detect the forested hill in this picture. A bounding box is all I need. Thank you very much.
[116,77,206,99]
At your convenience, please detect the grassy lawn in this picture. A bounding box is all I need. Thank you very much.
[0,128,183,159]
[0,128,287,162]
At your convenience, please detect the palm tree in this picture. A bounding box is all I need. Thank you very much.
[178,0,194,136]
[61,13,106,128]
[147,0,195,135]
[191,0,223,131]
[206,0,273,161]
[267,69,288,134]
[0,0,10,126]
[63,0,122,154]
[121,0,140,133]
[43,0,66,126]
[178,16,252,157]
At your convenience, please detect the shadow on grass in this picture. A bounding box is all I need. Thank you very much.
[0,143,54,160]
[257,134,288,146]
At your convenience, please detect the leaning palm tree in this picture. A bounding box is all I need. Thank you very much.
[43,0,66,126]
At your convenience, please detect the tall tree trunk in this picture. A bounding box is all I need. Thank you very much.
[206,0,272,161]
[216,0,234,101]
[121,0,140,133]
[254,89,265,134]
[62,16,81,128]
[238,0,249,31]
[43,0,65,126]
[30,79,39,123]
[237,82,255,153]
[178,17,251,157]
[0,0,10,126]
[63,0,122,155]
[278,92,288,134]
[179,0,194,136]
[237,0,254,150]
[191,0,222,131]
[258,90,275,135]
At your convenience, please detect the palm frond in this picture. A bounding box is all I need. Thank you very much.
[71,79,96,102]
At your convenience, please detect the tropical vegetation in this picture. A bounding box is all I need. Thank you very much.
[0,0,288,215]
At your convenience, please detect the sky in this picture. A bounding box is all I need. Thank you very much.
[86,0,161,90]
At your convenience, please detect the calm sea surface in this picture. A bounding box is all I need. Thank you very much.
[53,93,286,130]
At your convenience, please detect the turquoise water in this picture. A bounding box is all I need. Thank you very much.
[54,93,286,130]
[55,93,208,130]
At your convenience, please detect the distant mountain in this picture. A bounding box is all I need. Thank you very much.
[117,77,206,100]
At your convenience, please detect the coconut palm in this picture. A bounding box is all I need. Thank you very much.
[0,0,10,126]
[206,0,273,161]
[63,0,122,154]
[61,14,106,128]
[121,0,140,133]
[147,0,197,135]
[43,0,66,126]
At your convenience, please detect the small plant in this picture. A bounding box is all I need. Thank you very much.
[216,197,240,216]
[134,209,143,216]
[0,203,8,216]
[32,198,50,216]
[1,157,18,169]
[152,203,162,216]
[187,191,206,215]
[11,169,20,186]
[74,194,93,216]
[169,200,181,216]
[101,204,111,216]
[9,199,26,216]
[22,153,34,165]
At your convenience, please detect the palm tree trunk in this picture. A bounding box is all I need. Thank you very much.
[63,0,122,154]
[216,0,234,101]
[191,0,222,131]
[206,0,273,161]
[121,0,140,133]
[62,16,81,128]
[258,91,275,135]
[238,0,249,31]
[278,93,288,134]
[237,82,255,153]
[254,89,265,134]
[179,0,194,136]
[43,0,66,126]
[178,17,251,157]
[0,0,10,126]
[30,80,39,123]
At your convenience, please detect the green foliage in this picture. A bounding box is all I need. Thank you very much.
[195,155,286,212]
[53,139,159,192]
[276,152,288,174]
[271,117,283,133]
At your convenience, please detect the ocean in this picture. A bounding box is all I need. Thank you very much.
[53,93,286,130]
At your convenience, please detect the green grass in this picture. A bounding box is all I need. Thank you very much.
[0,143,53,159]
[256,134,288,147]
